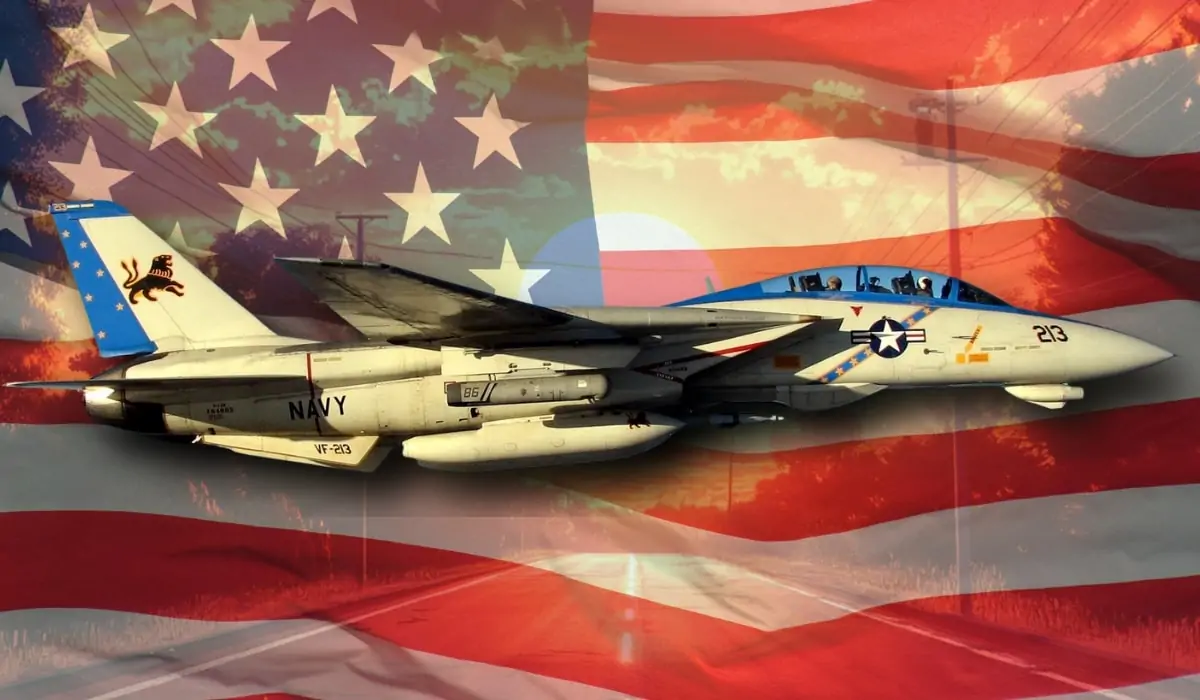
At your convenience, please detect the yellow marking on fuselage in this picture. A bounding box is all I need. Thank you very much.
[962,324,983,354]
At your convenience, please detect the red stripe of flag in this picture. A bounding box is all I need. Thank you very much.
[538,397,1200,541]
[3,510,1200,699]
[586,81,1200,212]
[590,0,1200,89]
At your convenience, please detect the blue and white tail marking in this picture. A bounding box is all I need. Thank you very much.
[50,200,277,358]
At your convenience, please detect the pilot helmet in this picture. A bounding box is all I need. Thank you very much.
[918,276,931,289]
[827,275,842,290]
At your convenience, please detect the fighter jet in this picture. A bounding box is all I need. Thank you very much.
[7,201,1173,472]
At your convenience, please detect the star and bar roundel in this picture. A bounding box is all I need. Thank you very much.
[850,316,928,358]
[815,307,934,384]
[844,319,926,362]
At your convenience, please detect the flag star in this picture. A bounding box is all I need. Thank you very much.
[49,136,134,200]
[0,60,45,135]
[211,16,288,91]
[62,230,70,238]
[96,269,105,277]
[80,240,88,248]
[52,4,130,77]
[471,37,523,67]
[373,33,443,93]
[219,158,299,238]
[134,82,217,157]
[72,261,80,269]
[97,330,106,339]
[84,293,93,302]
[0,182,36,246]
[145,0,196,19]
[337,235,353,259]
[294,86,376,167]
[384,162,460,245]
[115,302,124,311]
[165,222,212,258]
[469,239,549,303]
[454,94,529,169]
[307,0,357,22]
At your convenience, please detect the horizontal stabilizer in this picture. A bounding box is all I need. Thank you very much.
[198,434,390,472]
[6,376,301,392]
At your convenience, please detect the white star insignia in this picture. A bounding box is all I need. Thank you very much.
[52,4,130,77]
[337,235,354,259]
[470,37,523,67]
[373,32,444,93]
[454,94,529,169]
[0,182,37,247]
[72,261,80,269]
[97,330,106,339]
[79,240,88,248]
[145,0,196,18]
[469,238,549,302]
[96,269,105,277]
[384,162,460,245]
[165,222,212,259]
[0,59,45,135]
[219,158,299,237]
[134,82,217,157]
[308,0,357,22]
[115,302,124,311]
[84,293,93,302]
[62,230,70,238]
[294,86,376,167]
[211,16,289,91]
[48,135,134,200]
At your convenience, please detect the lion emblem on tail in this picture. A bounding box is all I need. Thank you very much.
[122,255,185,304]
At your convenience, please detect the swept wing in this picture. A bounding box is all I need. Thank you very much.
[275,258,820,346]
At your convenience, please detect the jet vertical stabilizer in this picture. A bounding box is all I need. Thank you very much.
[48,200,279,357]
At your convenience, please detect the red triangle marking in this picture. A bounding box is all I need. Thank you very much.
[851,306,863,316]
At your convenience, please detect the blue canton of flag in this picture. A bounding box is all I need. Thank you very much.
[0,0,599,332]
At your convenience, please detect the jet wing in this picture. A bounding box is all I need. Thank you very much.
[275,257,585,342]
[275,258,822,345]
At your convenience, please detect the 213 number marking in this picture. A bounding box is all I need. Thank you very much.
[314,443,353,456]
[1033,324,1069,343]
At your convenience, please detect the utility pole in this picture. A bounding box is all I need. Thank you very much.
[333,213,384,591]
[903,78,985,617]
[335,213,386,263]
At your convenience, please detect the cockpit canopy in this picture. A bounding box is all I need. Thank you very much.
[757,265,1012,307]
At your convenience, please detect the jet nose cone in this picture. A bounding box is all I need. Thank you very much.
[1121,336,1174,373]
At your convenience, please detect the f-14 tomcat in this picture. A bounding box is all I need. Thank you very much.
[9,200,1173,472]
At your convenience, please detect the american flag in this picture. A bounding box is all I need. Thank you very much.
[1,0,1199,697]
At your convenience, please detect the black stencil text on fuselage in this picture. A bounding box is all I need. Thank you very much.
[289,395,347,420]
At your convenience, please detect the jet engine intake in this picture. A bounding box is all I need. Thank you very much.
[445,373,609,407]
